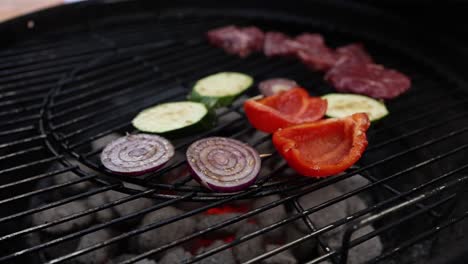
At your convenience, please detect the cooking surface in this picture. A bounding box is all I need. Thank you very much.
[39,10,467,200]
[1,1,468,263]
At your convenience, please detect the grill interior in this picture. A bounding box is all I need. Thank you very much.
[1,1,468,263]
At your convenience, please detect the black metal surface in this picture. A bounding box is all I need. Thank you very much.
[1,1,468,263]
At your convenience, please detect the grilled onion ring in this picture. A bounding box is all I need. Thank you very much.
[101,134,174,176]
[186,137,261,192]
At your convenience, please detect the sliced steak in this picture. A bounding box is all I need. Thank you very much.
[207,25,264,57]
[265,32,337,71]
[263,31,296,57]
[336,43,374,64]
[295,33,326,48]
[325,61,411,99]
[294,33,338,71]
[243,26,265,52]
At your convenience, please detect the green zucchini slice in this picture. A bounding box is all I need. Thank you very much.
[322,93,389,121]
[189,72,253,108]
[132,101,215,136]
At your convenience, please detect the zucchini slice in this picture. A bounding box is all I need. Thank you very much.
[322,93,389,121]
[189,72,253,108]
[132,101,215,136]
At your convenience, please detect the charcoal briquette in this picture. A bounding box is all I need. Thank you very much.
[75,229,116,264]
[196,240,236,264]
[132,206,196,253]
[263,244,297,264]
[31,200,94,235]
[233,223,265,263]
[159,247,192,264]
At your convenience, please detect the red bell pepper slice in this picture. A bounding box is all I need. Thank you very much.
[272,113,370,177]
[243,88,327,133]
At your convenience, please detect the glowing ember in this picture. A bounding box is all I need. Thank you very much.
[205,205,250,215]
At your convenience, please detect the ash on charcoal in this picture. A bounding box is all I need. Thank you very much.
[32,179,63,203]
[108,254,156,264]
[25,232,79,262]
[159,247,192,264]
[335,174,375,206]
[43,238,80,260]
[31,200,94,235]
[32,162,91,203]
[286,222,317,262]
[132,206,196,253]
[252,195,288,239]
[297,186,349,236]
[24,232,41,247]
[326,225,383,264]
[263,244,297,264]
[103,190,154,224]
[298,185,367,235]
[51,155,106,196]
[382,240,431,264]
[48,133,120,196]
[87,190,154,226]
[52,171,91,194]
[196,240,236,264]
[430,189,468,264]
[87,191,116,223]
[233,223,265,263]
[75,228,117,264]
[334,174,371,194]
[293,185,372,262]
[304,186,378,264]
[52,160,93,194]
[27,212,79,260]
[196,212,246,235]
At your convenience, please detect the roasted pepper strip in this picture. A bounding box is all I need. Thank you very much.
[244,88,327,133]
[272,113,370,177]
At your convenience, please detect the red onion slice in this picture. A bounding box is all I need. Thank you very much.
[258,78,298,96]
[186,137,261,192]
[101,134,174,176]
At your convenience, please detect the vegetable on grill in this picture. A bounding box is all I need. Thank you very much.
[186,137,261,192]
[322,93,389,121]
[272,113,370,177]
[132,101,215,137]
[101,134,175,176]
[258,78,298,96]
[189,72,253,108]
[244,87,327,133]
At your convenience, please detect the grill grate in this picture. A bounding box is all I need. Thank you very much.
[1,2,468,264]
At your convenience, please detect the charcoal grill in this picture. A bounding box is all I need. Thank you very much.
[1,0,468,263]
